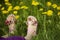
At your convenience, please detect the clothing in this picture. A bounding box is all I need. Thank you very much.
[0,36,25,40]
[6,36,25,40]
[0,37,6,40]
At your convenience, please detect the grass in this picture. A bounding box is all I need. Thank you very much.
[0,0,60,40]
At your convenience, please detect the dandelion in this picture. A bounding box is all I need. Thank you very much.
[46,10,53,16]
[2,10,9,14]
[57,6,60,10]
[5,2,11,6]
[39,8,43,11]
[13,6,20,10]
[1,7,5,10]
[4,0,9,2]
[42,10,53,16]
[13,11,18,15]
[57,12,60,16]
[42,12,47,15]
[7,5,13,11]
[46,2,52,7]
[15,15,19,19]
[32,1,39,6]
[21,6,28,9]
[52,4,57,8]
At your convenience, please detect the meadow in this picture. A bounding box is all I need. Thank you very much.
[0,0,60,40]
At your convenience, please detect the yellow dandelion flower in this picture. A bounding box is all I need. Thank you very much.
[52,4,57,8]
[7,5,13,11]
[57,6,60,10]
[42,12,47,15]
[46,2,52,7]
[4,0,9,2]
[39,8,43,11]
[13,11,18,15]
[57,12,60,16]
[13,6,20,10]
[21,6,28,9]
[5,2,11,6]
[15,15,19,19]
[1,7,5,10]
[2,10,9,14]
[32,1,39,6]
[46,10,53,16]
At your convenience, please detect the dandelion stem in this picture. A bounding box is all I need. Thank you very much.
[43,15,48,40]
